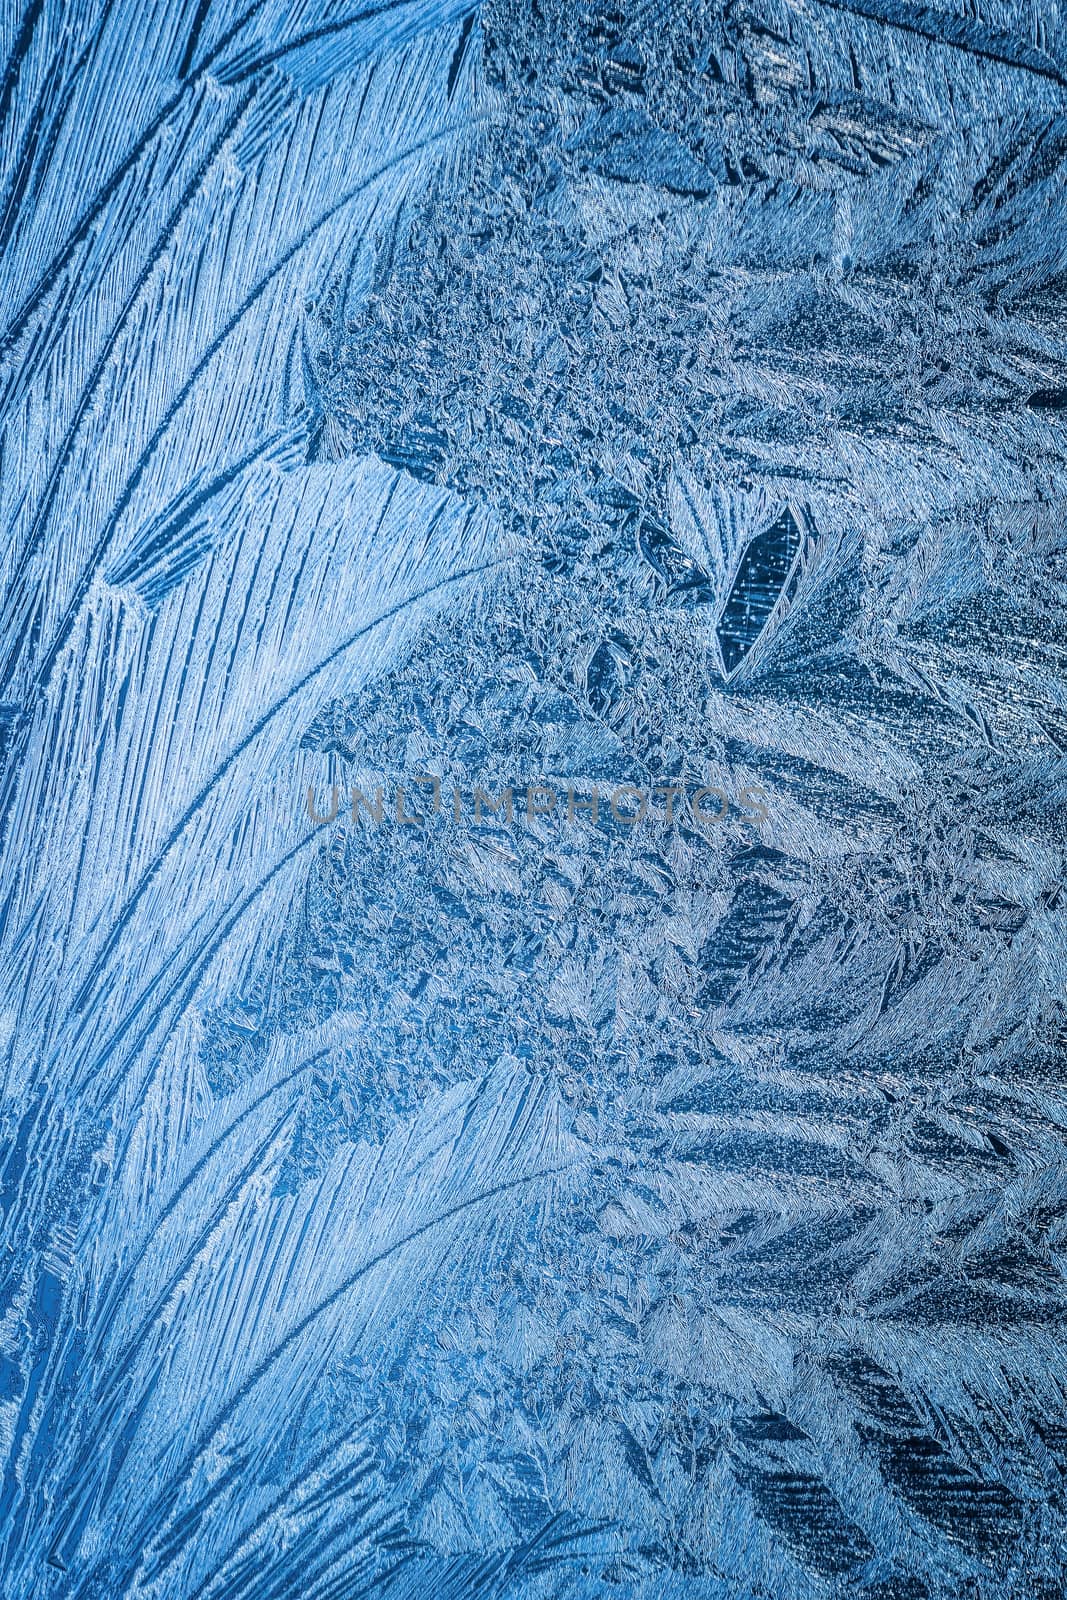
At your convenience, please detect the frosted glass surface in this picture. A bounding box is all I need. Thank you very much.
[0,3,1065,1597]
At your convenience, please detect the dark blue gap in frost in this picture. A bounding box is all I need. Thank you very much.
[716,506,803,677]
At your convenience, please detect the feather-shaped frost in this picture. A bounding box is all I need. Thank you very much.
[1,1,1067,1598]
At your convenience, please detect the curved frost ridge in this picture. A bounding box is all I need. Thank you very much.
[1,0,1067,1598]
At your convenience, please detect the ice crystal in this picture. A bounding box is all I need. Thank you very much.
[0,2,1066,1598]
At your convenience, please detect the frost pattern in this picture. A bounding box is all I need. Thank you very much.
[1,2,1066,1598]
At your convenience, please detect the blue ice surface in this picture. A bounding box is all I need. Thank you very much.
[0,1,1066,1596]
